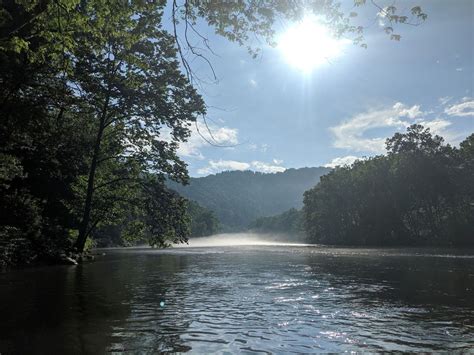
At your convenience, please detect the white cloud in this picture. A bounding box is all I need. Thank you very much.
[251,161,285,173]
[324,155,362,168]
[177,121,239,159]
[197,159,285,175]
[197,159,250,175]
[177,133,205,159]
[273,158,283,165]
[330,99,471,155]
[393,102,423,119]
[209,126,239,145]
[456,67,463,72]
[330,102,423,153]
[249,79,258,87]
[444,98,474,117]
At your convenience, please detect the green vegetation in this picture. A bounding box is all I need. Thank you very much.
[0,1,203,266]
[303,125,474,246]
[187,200,220,238]
[168,168,330,230]
[249,208,304,239]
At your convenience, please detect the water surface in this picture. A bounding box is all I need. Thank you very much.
[1,239,474,353]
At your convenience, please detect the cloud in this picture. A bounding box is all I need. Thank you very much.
[251,161,285,173]
[392,102,423,119]
[177,121,239,159]
[248,143,269,153]
[330,98,472,155]
[444,98,474,117]
[273,158,283,165]
[324,155,362,168]
[197,159,250,175]
[439,96,453,105]
[249,79,258,87]
[197,159,285,175]
[330,102,423,153]
[209,126,239,145]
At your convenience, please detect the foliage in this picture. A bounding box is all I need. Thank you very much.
[0,0,204,264]
[187,200,220,237]
[303,125,474,246]
[175,0,426,63]
[168,167,330,230]
[249,208,303,236]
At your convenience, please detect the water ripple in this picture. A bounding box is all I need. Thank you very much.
[1,244,474,353]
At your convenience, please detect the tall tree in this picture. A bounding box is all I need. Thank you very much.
[303,125,473,246]
[67,1,205,252]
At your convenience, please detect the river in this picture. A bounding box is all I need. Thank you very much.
[1,234,474,353]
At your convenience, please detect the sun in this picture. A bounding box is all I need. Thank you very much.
[278,16,349,72]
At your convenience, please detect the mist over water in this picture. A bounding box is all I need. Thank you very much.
[174,233,309,248]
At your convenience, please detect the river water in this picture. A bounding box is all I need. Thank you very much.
[1,236,474,353]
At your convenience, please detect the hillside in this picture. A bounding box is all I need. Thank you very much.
[249,208,305,240]
[167,167,330,230]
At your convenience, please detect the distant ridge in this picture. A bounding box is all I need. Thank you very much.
[167,167,331,230]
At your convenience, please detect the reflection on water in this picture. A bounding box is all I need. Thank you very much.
[1,240,474,353]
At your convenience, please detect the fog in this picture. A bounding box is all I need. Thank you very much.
[173,233,309,248]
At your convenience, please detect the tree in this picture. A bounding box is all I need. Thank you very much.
[187,200,220,237]
[66,1,206,252]
[1,1,206,258]
[303,125,473,246]
[249,208,304,237]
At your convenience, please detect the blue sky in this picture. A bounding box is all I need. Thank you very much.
[169,0,473,176]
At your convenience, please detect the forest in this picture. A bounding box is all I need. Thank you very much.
[170,124,474,247]
[248,125,473,246]
[248,208,304,240]
[168,167,329,230]
[303,125,473,246]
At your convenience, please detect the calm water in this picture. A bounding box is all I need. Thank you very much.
[1,239,474,353]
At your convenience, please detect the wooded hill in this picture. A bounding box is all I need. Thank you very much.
[168,167,330,230]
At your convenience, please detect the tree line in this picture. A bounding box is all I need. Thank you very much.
[249,126,472,246]
[303,125,473,246]
[248,208,304,240]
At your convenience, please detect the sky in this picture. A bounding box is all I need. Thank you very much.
[168,0,473,177]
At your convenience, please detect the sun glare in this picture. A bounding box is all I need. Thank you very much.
[278,17,349,72]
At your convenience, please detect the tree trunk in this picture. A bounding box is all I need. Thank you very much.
[75,98,109,252]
